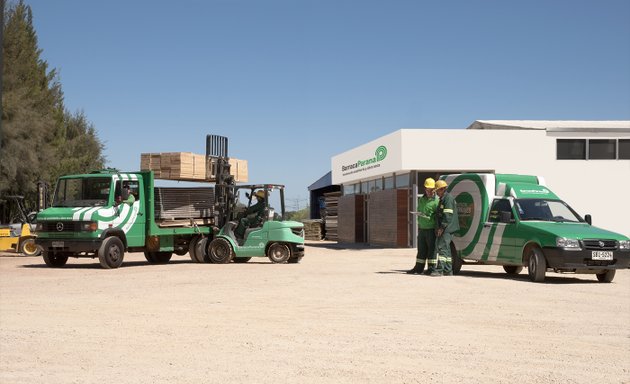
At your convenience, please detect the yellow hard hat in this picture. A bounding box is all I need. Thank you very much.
[435,180,448,190]
[254,190,265,199]
[423,178,436,189]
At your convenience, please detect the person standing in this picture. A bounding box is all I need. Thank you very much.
[407,178,438,274]
[432,179,459,277]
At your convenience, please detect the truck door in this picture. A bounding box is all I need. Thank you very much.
[113,177,145,247]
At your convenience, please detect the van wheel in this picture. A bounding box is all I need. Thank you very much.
[42,250,68,267]
[527,247,546,282]
[208,237,234,263]
[98,237,125,269]
[268,243,291,263]
[145,251,172,264]
[503,265,523,275]
[596,270,615,283]
[450,242,462,275]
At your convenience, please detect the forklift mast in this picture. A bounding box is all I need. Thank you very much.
[206,134,236,228]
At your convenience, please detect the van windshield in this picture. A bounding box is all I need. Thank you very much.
[53,177,112,207]
[514,199,583,223]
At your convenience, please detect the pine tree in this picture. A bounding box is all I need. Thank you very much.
[1,1,105,221]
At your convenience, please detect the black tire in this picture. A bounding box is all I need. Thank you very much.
[42,250,68,267]
[20,237,41,256]
[233,257,252,263]
[145,251,172,264]
[503,265,524,275]
[189,237,200,262]
[288,256,302,264]
[267,242,291,263]
[208,237,233,264]
[450,242,462,275]
[596,269,615,283]
[527,247,546,283]
[196,238,210,263]
[98,237,125,269]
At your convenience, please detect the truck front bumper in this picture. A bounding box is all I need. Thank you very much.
[543,247,630,272]
[36,238,103,254]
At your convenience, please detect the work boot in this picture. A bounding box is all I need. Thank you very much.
[406,265,424,274]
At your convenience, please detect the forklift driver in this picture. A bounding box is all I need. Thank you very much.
[235,190,266,238]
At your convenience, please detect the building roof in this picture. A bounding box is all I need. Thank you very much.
[467,120,630,132]
[308,171,333,191]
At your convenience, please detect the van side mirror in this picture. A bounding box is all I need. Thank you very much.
[500,211,513,223]
[584,214,592,225]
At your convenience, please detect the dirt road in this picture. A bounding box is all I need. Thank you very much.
[1,242,629,384]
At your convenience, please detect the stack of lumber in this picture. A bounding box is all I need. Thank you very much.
[154,187,214,220]
[302,219,323,240]
[141,153,248,182]
[206,157,249,183]
[323,191,342,241]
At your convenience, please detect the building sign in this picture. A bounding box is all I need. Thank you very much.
[332,131,402,184]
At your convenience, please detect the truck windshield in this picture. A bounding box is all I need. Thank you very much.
[53,177,112,207]
[514,199,583,223]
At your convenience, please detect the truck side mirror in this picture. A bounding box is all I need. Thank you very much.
[584,214,592,225]
[500,211,513,224]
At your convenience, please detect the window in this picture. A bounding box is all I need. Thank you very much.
[395,173,409,189]
[557,139,586,159]
[488,199,513,222]
[343,184,355,196]
[619,139,630,160]
[589,139,616,160]
[384,176,394,190]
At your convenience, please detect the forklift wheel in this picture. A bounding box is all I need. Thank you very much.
[267,243,291,263]
[208,238,234,264]
[20,238,41,256]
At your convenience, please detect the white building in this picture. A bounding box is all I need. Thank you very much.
[330,120,630,247]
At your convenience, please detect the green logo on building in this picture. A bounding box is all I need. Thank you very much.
[375,146,387,161]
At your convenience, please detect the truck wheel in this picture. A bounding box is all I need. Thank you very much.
[527,247,546,283]
[596,270,615,283]
[450,242,462,275]
[98,237,125,269]
[233,257,252,263]
[42,250,68,267]
[268,243,291,263]
[20,238,41,256]
[208,237,233,263]
[503,265,523,275]
[197,238,210,263]
[145,251,172,264]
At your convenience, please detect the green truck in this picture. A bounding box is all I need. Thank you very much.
[442,173,630,283]
[34,136,305,269]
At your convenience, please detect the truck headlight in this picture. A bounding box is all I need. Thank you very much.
[81,222,98,232]
[556,237,581,250]
[619,240,630,250]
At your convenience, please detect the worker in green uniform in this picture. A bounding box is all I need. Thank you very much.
[235,190,267,238]
[432,179,459,277]
[407,178,439,275]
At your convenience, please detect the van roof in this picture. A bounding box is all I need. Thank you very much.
[506,182,559,200]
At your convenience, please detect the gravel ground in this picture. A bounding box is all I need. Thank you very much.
[1,242,629,384]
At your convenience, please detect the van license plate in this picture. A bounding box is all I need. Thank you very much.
[591,251,613,260]
[51,241,64,248]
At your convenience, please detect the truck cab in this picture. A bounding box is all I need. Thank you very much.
[444,173,630,282]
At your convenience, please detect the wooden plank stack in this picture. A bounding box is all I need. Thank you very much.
[302,219,324,240]
[141,153,248,182]
[323,191,342,241]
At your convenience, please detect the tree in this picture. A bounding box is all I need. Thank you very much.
[1,1,104,221]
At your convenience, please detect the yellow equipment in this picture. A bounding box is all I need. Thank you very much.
[0,196,41,256]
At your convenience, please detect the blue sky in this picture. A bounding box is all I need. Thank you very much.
[27,0,630,208]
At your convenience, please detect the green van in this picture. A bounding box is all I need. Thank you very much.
[442,173,630,283]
